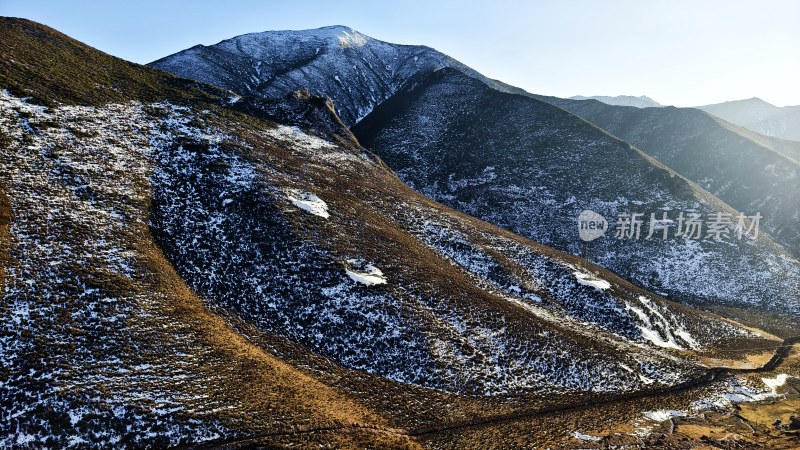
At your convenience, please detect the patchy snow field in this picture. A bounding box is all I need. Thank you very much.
[0,92,229,448]
[0,86,774,448]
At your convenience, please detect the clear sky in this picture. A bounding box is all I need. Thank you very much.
[2,0,798,106]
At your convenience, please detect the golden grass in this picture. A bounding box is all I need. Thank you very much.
[697,349,778,370]
[0,18,225,108]
[706,304,800,339]
[738,398,800,428]
[674,423,728,439]
[132,226,423,448]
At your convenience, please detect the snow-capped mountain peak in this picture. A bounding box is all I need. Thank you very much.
[150,26,492,126]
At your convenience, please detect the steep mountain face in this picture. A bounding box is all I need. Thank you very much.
[542,96,800,257]
[149,26,504,127]
[570,95,663,108]
[1,19,770,449]
[354,69,800,333]
[698,98,800,142]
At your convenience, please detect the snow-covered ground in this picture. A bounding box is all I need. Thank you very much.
[641,374,795,428]
[0,92,229,448]
[354,68,800,321]
[0,86,776,447]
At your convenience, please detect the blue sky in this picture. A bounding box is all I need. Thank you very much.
[2,0,798,106]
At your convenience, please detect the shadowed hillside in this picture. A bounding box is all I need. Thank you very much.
[540,96,800,257]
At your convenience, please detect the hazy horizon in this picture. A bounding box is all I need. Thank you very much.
[1,0,798,107]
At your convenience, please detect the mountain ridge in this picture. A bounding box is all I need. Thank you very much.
[697,97,800,141]
[151,24,800,333]
[570,94,663,108]
[538,94,800,257]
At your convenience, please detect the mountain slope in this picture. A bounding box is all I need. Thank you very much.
[698,98,800,142]
[541,96,800,257]
[570,95,663,108]
[0,18,421,449]
[150,27,800,321]
[1,18,773,448]
[150,26,507,127]
[353,68,800,334]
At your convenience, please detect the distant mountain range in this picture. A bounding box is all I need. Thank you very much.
[553,96,800,143]
[697,97,800,142]
[570,95,663,108]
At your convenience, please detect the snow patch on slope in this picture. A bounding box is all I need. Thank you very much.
[345,261,387,286]
[573,271,611,290]
[286,189,330,218]
[625,296,699,350]
[762,373,790,394]
[337,29,368,48]
[692,375,785,412]
[643,409,686,421]
[264,125,336,151]
[571,431,602,441]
